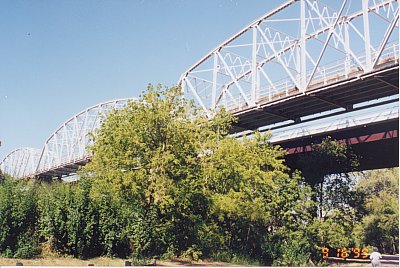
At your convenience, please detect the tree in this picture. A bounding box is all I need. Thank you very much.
[37,179,104,258]
[296,137,359,219]
[354,168,399,254]
[82,84,315,264]
[294,137,362,260]
[83,84,237,258]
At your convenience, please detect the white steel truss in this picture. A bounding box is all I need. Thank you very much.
[36,99,133,174]
[0,99,133,179]
[179,0,399,116]
[0,148,42,179]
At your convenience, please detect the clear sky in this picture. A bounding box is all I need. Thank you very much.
[0,0,286,160]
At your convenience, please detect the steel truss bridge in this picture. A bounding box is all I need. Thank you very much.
[1,0,399,180]
[1,99,132,180]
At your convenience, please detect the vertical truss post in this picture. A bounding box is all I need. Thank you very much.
[251,26,258,105]
[212,52,218,109]
[296,44,300,87]
[344,21,350,77]
[180,77,186,95]
[362,0,372,71]
[300,0,307,92]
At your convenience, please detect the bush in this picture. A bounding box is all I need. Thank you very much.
[37,179,102,258]
[14,231,40,258]
[0,177,38,258]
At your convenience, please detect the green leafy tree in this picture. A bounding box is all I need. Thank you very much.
[295,137,361,262]
[82,84,315,265]
[37,181,72,255]
[297,137,359,219]
[83,84,236,258]
[354,168,399,254]
[37,179,102,258]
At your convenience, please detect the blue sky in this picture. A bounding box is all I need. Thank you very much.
[0,0,286,160]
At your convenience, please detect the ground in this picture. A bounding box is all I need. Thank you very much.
[0,256,238,267]
[0,255,398,267]
[326,255,399,267]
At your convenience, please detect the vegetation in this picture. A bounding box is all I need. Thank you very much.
[0,85,398,265]
[295,137,363,254]
[0,175,38,258]
[354,168,399,254]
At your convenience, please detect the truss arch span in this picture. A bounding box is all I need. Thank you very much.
[180,0,399,117]
[35,98,134,177]
[0,147,42,179]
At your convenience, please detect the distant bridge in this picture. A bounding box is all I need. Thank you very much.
[1,0,399,180]
[1,99,132,180]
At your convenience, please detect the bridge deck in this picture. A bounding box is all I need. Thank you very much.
[34,159,88,180]
[232,61,398,131]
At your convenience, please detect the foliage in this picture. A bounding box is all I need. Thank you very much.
[37,179,101,258]
[298,137,359,185]
[81,84,315,264]
[3,85,395,266]
[294,137,363,262]
[0,176,39,258]
[354,168,399,254]
[297,137,359,216]
[83,84,231,258]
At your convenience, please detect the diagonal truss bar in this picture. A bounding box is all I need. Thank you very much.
[216,51,252,106]
[184,78,213,117]
[305,0,348,88]
[372,7,399,69]
[305,0,367,71]
[256,24,301,90]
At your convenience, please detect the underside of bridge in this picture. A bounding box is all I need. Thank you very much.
[232,63,398,132]
[34,159,88,181]
[231,62,399,173]
[280,119,399,173]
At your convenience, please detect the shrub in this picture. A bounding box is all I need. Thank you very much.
[0,177,38,258]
